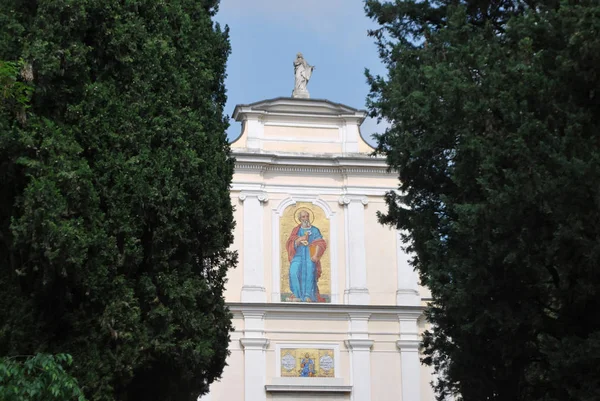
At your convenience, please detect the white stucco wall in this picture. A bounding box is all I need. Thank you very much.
[204,97,432,401]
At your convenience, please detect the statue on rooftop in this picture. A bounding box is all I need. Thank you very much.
[292,52,315,98]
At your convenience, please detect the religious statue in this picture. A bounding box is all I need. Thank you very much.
[292,52,315,98]
[286,209,327,302]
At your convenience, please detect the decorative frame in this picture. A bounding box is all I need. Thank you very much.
[271,196,339,304]
[274,343,341,379]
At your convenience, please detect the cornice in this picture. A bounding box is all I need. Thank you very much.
[235,164,389,176]
[227,302,424,322]
[232,152,393,177]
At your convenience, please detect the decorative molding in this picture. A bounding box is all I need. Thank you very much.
[235,163,391,176]
[233,183,396,197]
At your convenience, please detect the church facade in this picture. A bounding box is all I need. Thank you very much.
[202,96,436,401]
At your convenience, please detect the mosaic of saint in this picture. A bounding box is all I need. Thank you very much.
[280,348,335,378]
[280,203,330,303]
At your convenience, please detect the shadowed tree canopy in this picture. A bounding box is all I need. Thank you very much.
[365,0,600,400]
[0,1,236,400]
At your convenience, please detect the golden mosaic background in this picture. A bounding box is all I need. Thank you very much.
[279,202,330,302]
[280,348,335,378]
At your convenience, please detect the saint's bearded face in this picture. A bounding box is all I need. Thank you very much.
[299,212,310,227]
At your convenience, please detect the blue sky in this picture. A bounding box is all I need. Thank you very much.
[215,0,388,145]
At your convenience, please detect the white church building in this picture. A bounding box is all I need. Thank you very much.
[202,59,436,401]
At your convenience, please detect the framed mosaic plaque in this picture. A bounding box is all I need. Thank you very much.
[279,202,331,303]
[276,344,339,378]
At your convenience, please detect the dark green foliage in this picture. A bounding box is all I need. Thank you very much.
[365,1,600,400]
[0,354,86,401]
[0,1,235,400]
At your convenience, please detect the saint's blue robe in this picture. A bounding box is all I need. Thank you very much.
[289,226,323,302]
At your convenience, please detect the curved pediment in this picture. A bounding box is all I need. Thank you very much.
[231,97,372,155]
[232,97,366,121]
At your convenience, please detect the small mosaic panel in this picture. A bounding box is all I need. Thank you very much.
[280,348,335,378]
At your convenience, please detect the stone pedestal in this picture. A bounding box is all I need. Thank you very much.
[291,88,310,98]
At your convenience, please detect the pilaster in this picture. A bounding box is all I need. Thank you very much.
[240,310,269,401]
[396,230,421,306]
[244,114,265,150]
[346,312,373,401]
[339,195,370,305]
[239,192,268,303]
[397,311,422,401]
[341,118,361,154]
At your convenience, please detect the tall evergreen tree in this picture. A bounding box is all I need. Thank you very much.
[365,1,600,400]
[0,1,235,400]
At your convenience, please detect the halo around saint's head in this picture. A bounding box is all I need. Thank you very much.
[294,207,315,225]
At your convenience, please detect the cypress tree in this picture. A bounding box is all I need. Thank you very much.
[0,1,235,400]
[365,1,600,400]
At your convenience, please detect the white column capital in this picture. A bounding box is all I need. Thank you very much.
[396,339,420,352]
[348,311,371,321]
[241,310,267,320]
[239,192,269,203]
[240,338,270,351]
[338,195,368,206]
[397,310,423,320]
[344,339,374,351]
